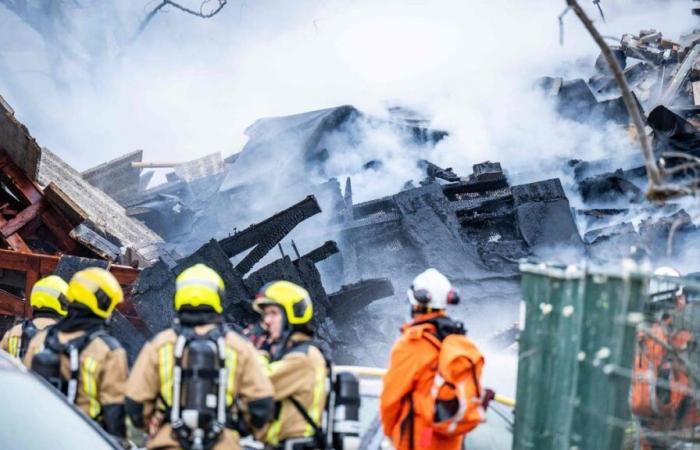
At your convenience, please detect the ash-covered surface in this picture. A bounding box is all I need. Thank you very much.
[92,105,590,364]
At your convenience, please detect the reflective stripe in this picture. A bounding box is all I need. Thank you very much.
[159,343,174,406]
[259,354,272,375]
[225,346,238,405]
[305,366,326,437]
[32,285,61,298]
[265,407,283,445]
[176,278,220,292]
[264,358,285,444]
[83,356,101,418]
[8,335,19,358]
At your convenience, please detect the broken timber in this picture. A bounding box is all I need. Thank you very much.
[219,195,322,275]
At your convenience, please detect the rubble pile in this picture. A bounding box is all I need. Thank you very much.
[541,28,700,124]
[538,27,700,269]
[3,23,700,364]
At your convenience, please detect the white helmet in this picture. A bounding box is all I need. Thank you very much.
[407,268,460,310]
[649,266,683,298]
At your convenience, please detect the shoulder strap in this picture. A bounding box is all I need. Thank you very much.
[288,396,328,450]
[22,319,38,336]
[421,329,443,350]
[18,320,38,358]
[43,327,108,359]
[283,339,332,448]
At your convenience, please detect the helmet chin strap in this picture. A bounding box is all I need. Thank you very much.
[270,308,294,361]
[411,304,444,317]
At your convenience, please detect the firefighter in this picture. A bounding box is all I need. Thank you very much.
[634,267,696,449]
[381,268,490,450]
[251,280,330,450]
[125,263,275,450]
[23,267,128,438]
[0,275,68,358]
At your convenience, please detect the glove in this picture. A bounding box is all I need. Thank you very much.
[482,389,496,410]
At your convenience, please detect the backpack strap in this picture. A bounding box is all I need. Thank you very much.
[44,326,108,404]
[282,339,332,449]
[288,396,328,450]
[18,319,38,359]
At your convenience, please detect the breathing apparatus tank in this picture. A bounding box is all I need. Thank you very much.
[331,371,361,450]
[172,331,227,450]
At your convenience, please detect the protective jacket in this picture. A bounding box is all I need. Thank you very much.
[125,322,275,450]
[1,315,58,358]
[256,332,329,447]
[23,323,128,437]
[381,312,468,450]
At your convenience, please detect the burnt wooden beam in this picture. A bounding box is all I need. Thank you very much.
[0,215,31,252]
[1,200,46,237]
[40,209,78,252]
[0,289,25,316]
[219,195,322,275]
[0,152,42,204]
[0,249,139,286]
[294,240,340,264]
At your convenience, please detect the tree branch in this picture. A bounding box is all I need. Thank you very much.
[137,0,228,37]
[565,0,664,197]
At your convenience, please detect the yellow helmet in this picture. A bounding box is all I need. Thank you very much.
[67,268,123,319]
[253,280,313,326]
[174,264,225,313]
[30,275,69,316]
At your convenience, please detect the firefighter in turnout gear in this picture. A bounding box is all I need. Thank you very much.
[251,281,330,450]
[381,269,488,450]
[23,267,129,438]
[1,275,68,359]
[125,264,275,450]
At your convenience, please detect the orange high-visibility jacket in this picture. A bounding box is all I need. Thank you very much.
[380,312,465,450]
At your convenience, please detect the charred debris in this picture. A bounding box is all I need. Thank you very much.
[538,26,700,264]
[3,23,700,362]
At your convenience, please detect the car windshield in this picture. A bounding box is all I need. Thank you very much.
[0,369,116,449]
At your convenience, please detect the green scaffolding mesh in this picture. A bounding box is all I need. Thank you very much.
[514,263,645,450]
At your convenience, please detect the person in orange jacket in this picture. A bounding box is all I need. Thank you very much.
[380,269,491,450]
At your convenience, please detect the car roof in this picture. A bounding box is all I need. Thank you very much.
[0,349,120,449]
[0,349,27,371]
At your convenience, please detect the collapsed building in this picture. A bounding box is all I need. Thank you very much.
[3,22,700,364]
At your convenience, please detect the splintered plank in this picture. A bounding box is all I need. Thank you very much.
[43,182,88,227]
[40,209,78,252]
[1,200,46,238]
[0,289,25,316]
[0,215,31,252]
[0,152,42,204]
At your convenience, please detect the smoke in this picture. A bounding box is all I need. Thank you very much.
[3,0,699,379]
[0,0,696,201]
